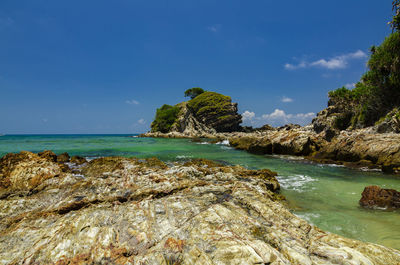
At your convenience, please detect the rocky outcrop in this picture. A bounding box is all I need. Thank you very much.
[170,102,217,134]
[186,92,242,132]
[0,151,63,198]
[142,124,400,173]
[1,151,399,264]
[151,91,242,135]
[359,185,400,209]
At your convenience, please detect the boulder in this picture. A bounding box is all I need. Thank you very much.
[70,155,87,165]
[57,152,70,163]
[38,150,57,162]
[359,185,400,209]
[0,151,62,197]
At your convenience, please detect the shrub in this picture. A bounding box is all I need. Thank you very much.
[187,92,232,116]
[150,104,180,133]
[328,32,400,128]
[184,87,205,99]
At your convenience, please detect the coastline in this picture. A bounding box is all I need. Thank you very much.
[140,125,400,175]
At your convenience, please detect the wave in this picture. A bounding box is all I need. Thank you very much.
[215,139,230,145]
[276,174,316,192]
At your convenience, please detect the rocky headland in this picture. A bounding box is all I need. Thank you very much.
[142,90,400,174]
[1,151,400,264]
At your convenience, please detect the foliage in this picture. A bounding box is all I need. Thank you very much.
[187,92,232,117]
[390,0,400,32]
[184,87,205,99]
[328,32,400,129]
[150,104,180,133]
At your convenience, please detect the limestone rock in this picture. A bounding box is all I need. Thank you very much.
[1,151,399,264]
[359,185,400,209]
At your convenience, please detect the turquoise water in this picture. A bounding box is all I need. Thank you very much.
[1,134,399,249]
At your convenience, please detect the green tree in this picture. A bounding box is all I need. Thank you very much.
[390,0,400,32]
[184,87,205,99]
[150,104,180,133]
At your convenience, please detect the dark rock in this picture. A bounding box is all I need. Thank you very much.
[38,150,57,162]
[359,185,400,209]
[70,156,87,165]
[57,152,70,163]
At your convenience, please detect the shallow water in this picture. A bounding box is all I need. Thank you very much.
[1,134,399,249]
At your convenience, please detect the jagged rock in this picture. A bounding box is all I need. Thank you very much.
[57,152,70,163]
[0,151,399,264]
[0,151,62,197]
[374,108,400,133]
[187,92,242,132]
[70,155,87,165]
[314,130,400,171]
[359,185,400,209]
[38,150,57,162]
[170,102,217,135]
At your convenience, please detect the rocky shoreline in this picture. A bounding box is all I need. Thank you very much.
[1,151,400,264]
[140,124,400,174]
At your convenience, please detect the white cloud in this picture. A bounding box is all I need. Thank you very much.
[242,109,315,127]
[284,62,306,70]
[138,118,145,125]
[281,96,293,103]
[207,24,221,33]
[126,99,139,105]
[284,50,367,70]
[242,110,255,121]
[42,118,48,123]
[345,83,356,89]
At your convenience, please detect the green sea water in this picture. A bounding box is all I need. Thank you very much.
[1,134,399,250]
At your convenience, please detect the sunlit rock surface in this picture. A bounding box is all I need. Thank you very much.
[0,152,399,264]
[142,125,400,173]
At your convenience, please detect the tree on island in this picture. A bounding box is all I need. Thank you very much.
[184,87,205,99]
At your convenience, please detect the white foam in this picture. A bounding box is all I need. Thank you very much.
[196,142,210,145]
[176,155,193,159]
[216,139,230,145]
[276,174,316,192]
[294,212,320,224]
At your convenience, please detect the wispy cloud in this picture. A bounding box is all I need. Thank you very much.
[284,50,367,70]
[242,109,315,127]
[281,96,293,103]
[125,99,139,105]
[137,118,145,125]
[207,24,221,33]
[42,118,48,123]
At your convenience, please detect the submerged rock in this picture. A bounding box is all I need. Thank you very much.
[0,151,399,264]
[359,185,400,209]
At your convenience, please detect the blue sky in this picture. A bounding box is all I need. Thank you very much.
[0,0,392,133]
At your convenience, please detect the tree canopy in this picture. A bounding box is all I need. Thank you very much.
[391,0,400,32]
[328,4,400,130]
[184,88,205,99]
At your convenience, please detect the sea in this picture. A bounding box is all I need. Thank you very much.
[1,134,399,250]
